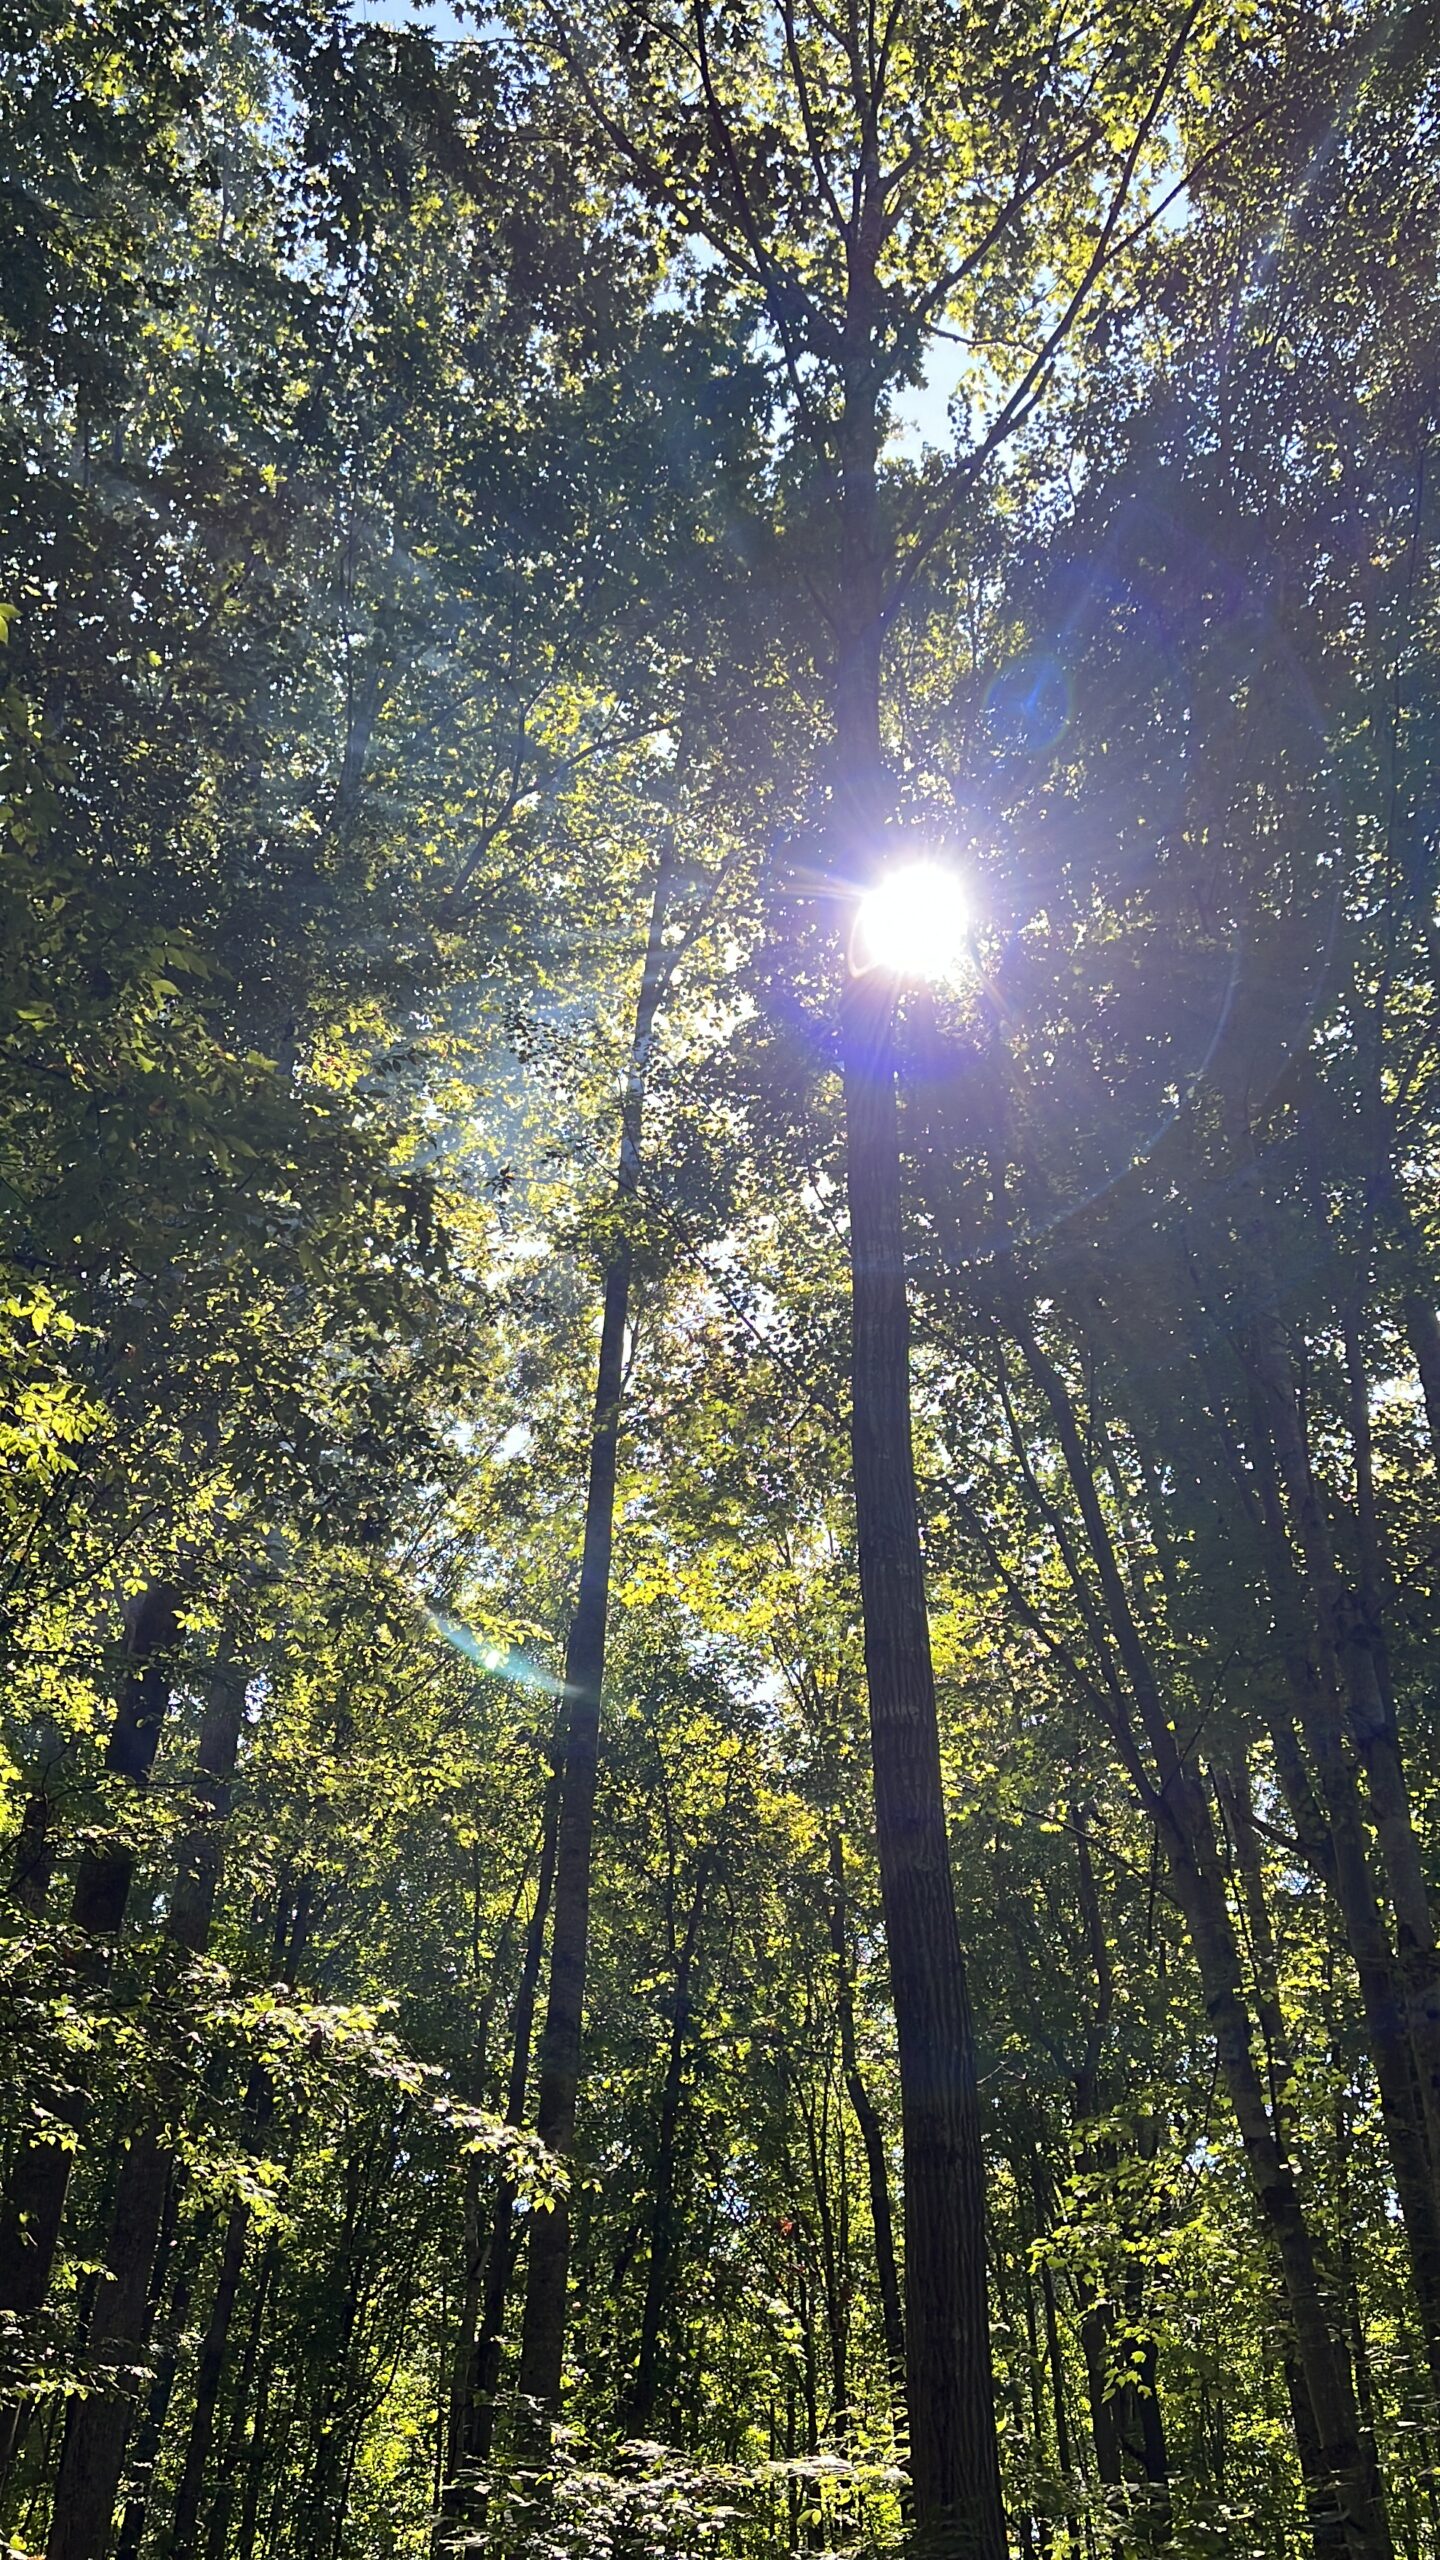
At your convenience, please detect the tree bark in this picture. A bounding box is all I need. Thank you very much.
[831,297,1004,2547]
[8,1788,55,1916]
[163,1881,309,2558]
[113,2206,213,2560]
[827,1825,905,2407]
[1197,1368,1440,2401]
[1231,1157,1440,2190]
[446,1767,559,2485]
[625,1859,707,2436]
[0,1582,182,2334]
[47,1648,248,2560]
[842,965,1004,2559]
[1012,1316,1390,2559]
[516,862,674,2418]
[201,2232,276,2560]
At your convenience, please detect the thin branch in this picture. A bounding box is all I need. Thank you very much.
[691,0,837,439]
[890,0,1206,614]
[780,0,852,247]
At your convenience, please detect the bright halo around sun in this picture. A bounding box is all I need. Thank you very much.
[853,860,972,982]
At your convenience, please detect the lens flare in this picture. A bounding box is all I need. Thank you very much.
[429,1612,570,1696]
[853,861,971,982]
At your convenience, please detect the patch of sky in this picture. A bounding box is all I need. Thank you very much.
[886,330,972,461]
[348,0,476,38]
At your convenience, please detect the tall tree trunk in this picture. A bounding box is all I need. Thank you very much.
[826,1825,905,2406]
[516,862,674,2419]
[163,1880,309,2558]
[439,1852,533,2481]
[450,1767,560,2482]
[1165,1785,1388,2560]
[1035,2200,1080,2556]
[0,1583,184,2504]
[834,317,1004,2551]
[432,1778,562,2550]
[1072,1227,1440,2385]
[233,2337,280,2560]
[0,1582,182,2324]
[165,2199,252,2548]
[1012,1313,1390,2559]
[201,2233,276,2560]
[842,954,1003,2559]
[1231,1152,1440,2184]
[1204,1372,1440,2398]
[625,1859,708,2437]
[113,2206,214,2560]
[47,1647,248,2560]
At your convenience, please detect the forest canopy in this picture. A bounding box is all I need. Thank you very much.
[1,3,1438,2558]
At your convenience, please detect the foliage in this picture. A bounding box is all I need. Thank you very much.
[1,2,1438,2558]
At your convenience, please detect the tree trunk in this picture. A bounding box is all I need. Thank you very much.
[47,1648,248,2560]
[8,1788,55,1916]
[842,971,1004,2558]
[1166,1799,1388,2559]
[1035,2196,1080,2555]
[233,2336,280,2560]
[450,1768,560,2481]
[1232,1161,1440,2191]
[202,2234,276,2560]
[1207,1375,1440,2399]
[1403,1294,1440,1469]
[625,1860,707,2436]
[832,312,1004,2551]
[163,1882,309,2556]
[517,861,674,2419]
[113,2206,214,2560]
[46,2133,173,2560]
[166,2198,249,2553]
[827,1826,905,2406]
[1013,1317,1390,2558]
[0,1582,181,2335]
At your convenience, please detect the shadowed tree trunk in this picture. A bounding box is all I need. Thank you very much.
[624,1856,708,2437]
[47,1647,248,2560]
[0,1583,183,2327]
[113,2206,214,2560]
[826,1824,905,2409]
[442,1764,560,2503]
[1009,1308,1391,2560]
[842,967,1003,2557]
[162,1880,311,2560]
[8,1784,56,1916]
[438,1844,537,2483]
[0,1582,186,2506]
[1230,1144,1440,2193]
[201,2231,277,2560]
[516,859,675,2419]
[836,336,1004,2547]
[1169,1310,1440,2399]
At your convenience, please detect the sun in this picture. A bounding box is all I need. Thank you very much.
[852,860,971,982]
